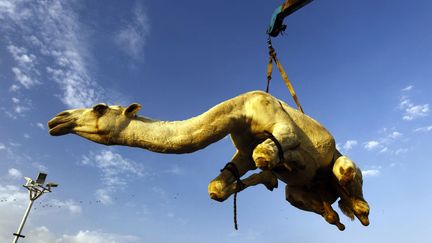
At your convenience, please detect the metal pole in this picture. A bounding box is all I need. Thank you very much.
[12,199,34,243]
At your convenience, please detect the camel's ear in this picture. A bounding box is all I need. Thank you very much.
[124,103,142,118]
[92,103,109,116]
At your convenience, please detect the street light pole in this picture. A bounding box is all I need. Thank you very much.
[12,200,34,243]
[12,172,58,243]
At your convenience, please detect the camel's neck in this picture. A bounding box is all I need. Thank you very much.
[115,98,245,153]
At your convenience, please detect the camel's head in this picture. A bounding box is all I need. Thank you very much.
[48,103,142,144]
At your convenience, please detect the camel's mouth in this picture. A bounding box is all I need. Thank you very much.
[48,113,76,136]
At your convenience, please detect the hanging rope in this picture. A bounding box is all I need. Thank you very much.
[220,162,245,230]
[266,37,304,114]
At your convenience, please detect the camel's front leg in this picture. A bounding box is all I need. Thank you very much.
[208,151,256,201]
[252,124,302,170]
[333,155,370,226]
[214,170,278,202]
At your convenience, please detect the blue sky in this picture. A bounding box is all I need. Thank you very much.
[0,0,431,242]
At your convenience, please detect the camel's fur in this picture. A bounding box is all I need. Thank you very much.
[48,90,369,230]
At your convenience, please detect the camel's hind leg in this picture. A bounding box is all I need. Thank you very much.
[332,155,370,226]
[285,185,345,231]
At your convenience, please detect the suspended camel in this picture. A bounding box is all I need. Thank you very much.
[48,90,369,230]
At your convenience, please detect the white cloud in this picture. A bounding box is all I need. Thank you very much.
[11,67,34,88]
[8,95,31,116]
[36,122,45,130]
[164,164,184,175]
[399,96,429,121]
[342,140,358,151]
[388,131,402,139]
[9,84,20,92]
[364,141,380,150]
[8,168,22,179]
[114,4,150,59]
[394,148,409,155]
[362,169,380,177]
[401,85,413,92]
[32,162,48,172]
[16,226,140,243]
[403,104,429,120]
[56,229,140,243]
[379,147,388,153]
[0,143,6,150]
[7,44,40,89]
[82,150,146,204]
[1,0,106,108]
[47,199,82,214]
[414,125,432,132]
[95,189,113,205]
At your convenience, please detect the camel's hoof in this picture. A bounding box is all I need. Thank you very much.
[359,216,370,226]
[209,193,224,202]
[263,175,278,191]
[254,157,274,170]
[336,222,346,231]
[353,199,370,226]
[253,142,278,170]
[208,180,226,202]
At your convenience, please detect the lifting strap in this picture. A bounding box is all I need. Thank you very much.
[266,37,304,114]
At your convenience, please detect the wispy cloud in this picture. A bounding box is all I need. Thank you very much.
[337,139,358,154]
[7,168,22,179]
[164,164,184,175]
[29,227,140,243]
[388,131,402,139]
[36,122,45,130]
[114,4,150,59]
[7,44,40,89]
[414,125,432,132]
[401,85,413,92]
[1,0,106,108]
[399,86,429,121]
[363,127,408,154]
[45,199,82,214]
[364,140,381,151]
[343,140,358,151]
[362,169,380,177]
[10,97,31,116]
[81,150,147,204]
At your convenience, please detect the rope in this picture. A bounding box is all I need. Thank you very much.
[220,162,245,230]
[264,131,285,164]
[233,191,239,230]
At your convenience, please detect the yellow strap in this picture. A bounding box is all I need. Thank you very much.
[268,46,304,113]
[273,54,304,113]
[266,55,273,93]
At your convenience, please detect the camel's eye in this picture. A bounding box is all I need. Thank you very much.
[92,103,108,115]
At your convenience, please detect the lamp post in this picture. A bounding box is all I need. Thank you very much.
[12,172,58,243]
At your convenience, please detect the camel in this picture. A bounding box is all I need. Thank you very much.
[47,90,369,230]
